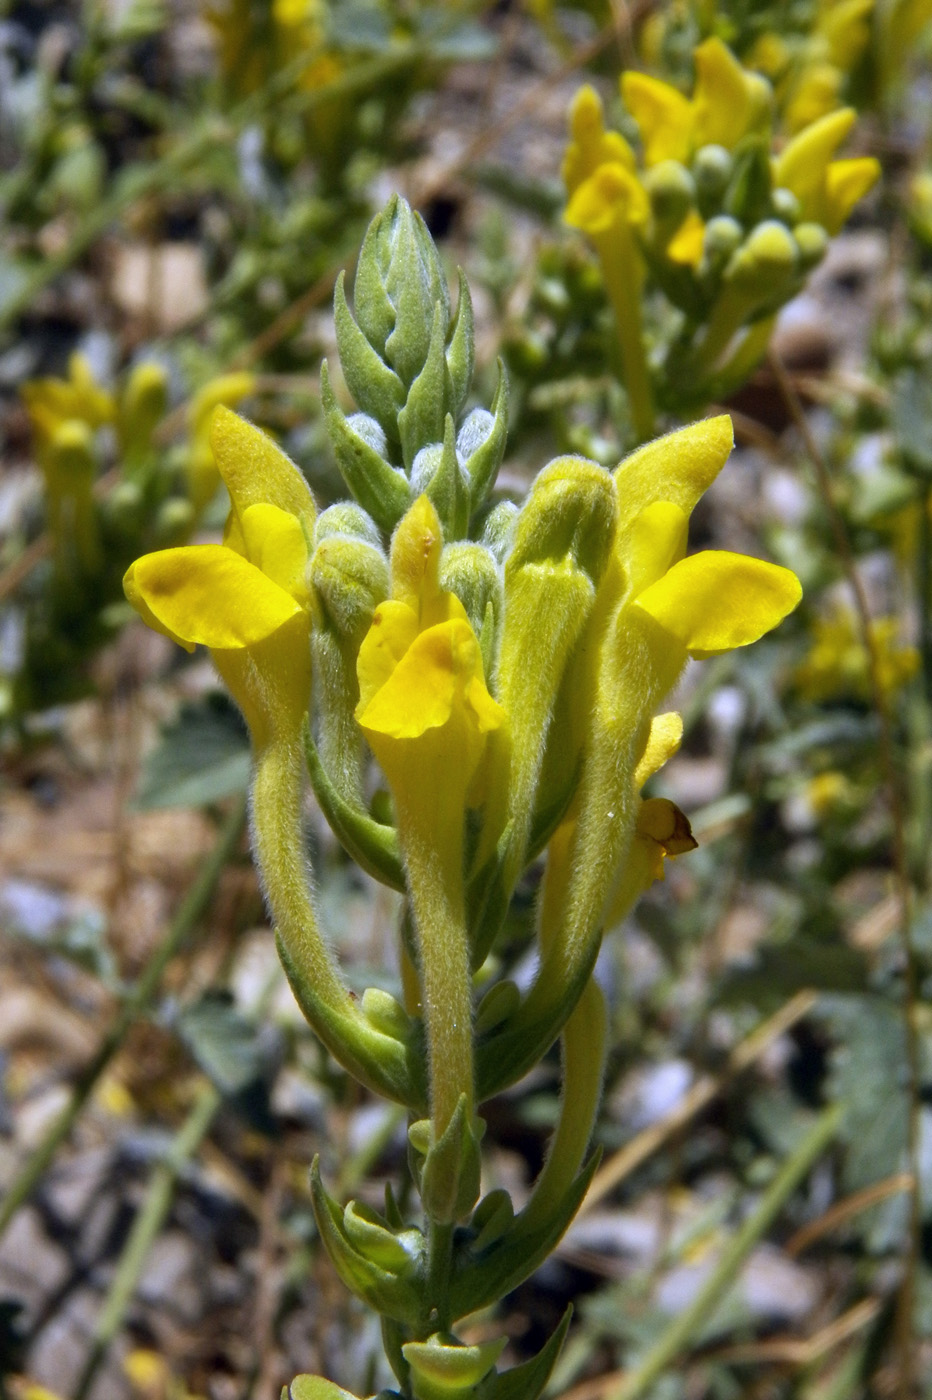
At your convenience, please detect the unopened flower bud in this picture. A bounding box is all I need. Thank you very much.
[644,159,696,237]
[315,501,381,549]
[154,496,195,547]
[509,456,616,587]
[351,193,451,386]
[794,221,830,271]
[480,500,519,563]
[771,186,801,225]
[408,417,470,540]
[726,219,798,296]
[401,1334,506,1400]
[119,362,168,461]
[439,542,503,672]
[692,143,733,214]
[702,215,743,268]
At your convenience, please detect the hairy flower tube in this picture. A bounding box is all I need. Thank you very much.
[562,38,879,430]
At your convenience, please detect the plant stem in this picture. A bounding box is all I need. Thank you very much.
[609,1104,842,1400]
[595,227,655,443]
[0,796,246,1242]
[72,1079,222,1400]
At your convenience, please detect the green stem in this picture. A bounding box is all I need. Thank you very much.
[518,977,606,1234]
[0,796,246,1243]
[253,734,421,1108]
[609,1104,842,1400]
[595,227,655,443]
[72,1080,222,1400]
[426,1219,456,1334]
[402,829,475,1136]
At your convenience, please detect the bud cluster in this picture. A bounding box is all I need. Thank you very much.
[560,37,879,428]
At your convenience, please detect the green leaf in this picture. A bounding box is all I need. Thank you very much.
[176,991,266,1096]
[134,694,251,809]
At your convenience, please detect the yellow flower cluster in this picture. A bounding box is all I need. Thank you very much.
[794,606,918,702]
[562,37,879,422]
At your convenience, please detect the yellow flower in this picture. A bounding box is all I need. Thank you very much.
[124,407,315,742]
[773,108,880,234]
[621,38,772,168]
[794,607,918,702]
[562,86,650,235]
[355,497,504,826]
[185,371,256,509]
[21,352,115,457]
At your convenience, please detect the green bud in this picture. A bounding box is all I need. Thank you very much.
[460,363,509,514]
[311,533,389,643]
[508,456,616,586]
[311,531,389,804]
[703,215,744,264]
[409,415,470,539]
[342,1200,422,1273]
[361,988,411,1041]
[726,219,798,297]
[771,186,801,225]
[439,542,503,674]
[321,360,409,531]
[724,139,773,226]
[397,301,450,470]
[353,194,451,388]
[103,479,144,532]
[692,143,733,215]
[644,159,696,238]
[119,361,168,462]
[401,1335,506,1400]
[315,501,382,549]
[285,1376,363,1400]
[46,420,99,574]
[794,221,830,271]
[154,496,194,546]
[333,272,406,437]
[480,500,519,563]
[309,1160,425,1326]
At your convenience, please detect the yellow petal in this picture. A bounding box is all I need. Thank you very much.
[209,406,315,526]
[564,164,650,235]
[626,501,688,597]
[563,85,638,194]
[390,495,445,613]
[357,618,503,741]
[634,711,684,787]
[632,550,802,656]
[693,38,771,148]
[773,107,855,209]
[614,416,734,537]
[240,502,309,603]
[822,156,881,233]
[355,599,420,714]
[124,545,302,651]
[667,209,706,266]
[621,71,693,165]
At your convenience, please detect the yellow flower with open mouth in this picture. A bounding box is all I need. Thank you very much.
[355,496,505,1135]
[621,37,773,168]
[355,496,504,840]
[773,107,879,234]
[123,407,315,743]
